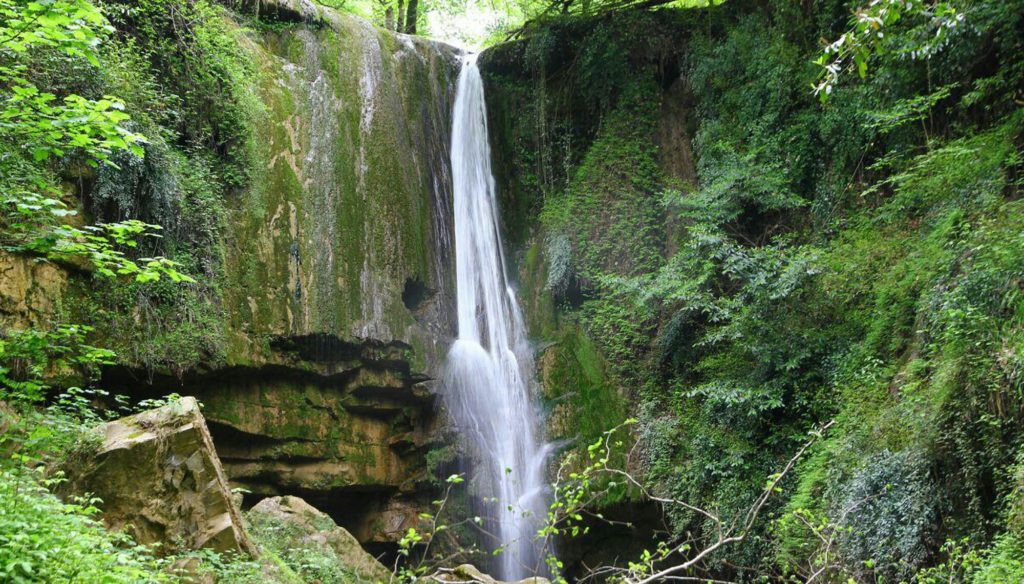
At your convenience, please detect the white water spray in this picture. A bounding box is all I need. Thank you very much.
[445,54,549,580]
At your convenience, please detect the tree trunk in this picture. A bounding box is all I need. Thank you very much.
[403,0,418,34]
[397,0,405,34]
[384,5,394,30]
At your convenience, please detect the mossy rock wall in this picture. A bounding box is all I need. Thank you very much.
[226,13,461,371]
[477,14,692,451]
[207,12,460,540]
[28,6,466,546]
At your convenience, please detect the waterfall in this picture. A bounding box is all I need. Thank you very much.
[445,54,549,580]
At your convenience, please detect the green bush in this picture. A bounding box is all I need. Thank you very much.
[838,450,939,582]
[0,468,168,583]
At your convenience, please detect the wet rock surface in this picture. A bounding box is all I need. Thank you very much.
[223,10,462,368]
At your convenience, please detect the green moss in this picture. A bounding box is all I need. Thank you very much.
[541,322,628,445]
[519,240,557,340]
[542,80,667,280]
[57,11,456,371]
[219,15,448,365]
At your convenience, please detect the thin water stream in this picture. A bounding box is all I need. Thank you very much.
[444,54,550,580]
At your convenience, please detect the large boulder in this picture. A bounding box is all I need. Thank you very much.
[431,564,551,584]
[247,495,392,583]
[62,397,253,556]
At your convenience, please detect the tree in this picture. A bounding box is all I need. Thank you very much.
[404,0,418,33]
[374,0,420,34]
[815,0,965,100]
[0,0,189,282]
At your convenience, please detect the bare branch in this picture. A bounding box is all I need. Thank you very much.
[627,420,835,584]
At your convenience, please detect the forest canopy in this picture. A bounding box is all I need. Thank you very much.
[318,0,726,46]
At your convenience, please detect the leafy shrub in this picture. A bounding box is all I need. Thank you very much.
[971,534,1024,584]
[838,449,939,582]
[0,468,167,583]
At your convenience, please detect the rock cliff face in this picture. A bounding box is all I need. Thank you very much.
[198,10,461,543]
[225,11,460,369]
[7,5,463,548]
[0,254,67,331]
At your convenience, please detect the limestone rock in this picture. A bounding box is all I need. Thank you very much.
[198,365,434,496]
[63,397,253,556]
[0,252,67,330]
[221,9,460,369]
[247,495,392,583]
[431,564,550,584]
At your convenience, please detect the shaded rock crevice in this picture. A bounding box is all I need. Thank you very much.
[99,330,444,546]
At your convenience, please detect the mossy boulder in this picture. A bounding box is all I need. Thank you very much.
[247,495,392,583]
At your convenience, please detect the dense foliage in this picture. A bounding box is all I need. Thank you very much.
[0,1,259,581]
[0,467,168,583]
[2,0,1024,581]
[0,0,189,283]
[483,0,1024,580]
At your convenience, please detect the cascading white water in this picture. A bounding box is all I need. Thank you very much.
[445,54,549,580]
